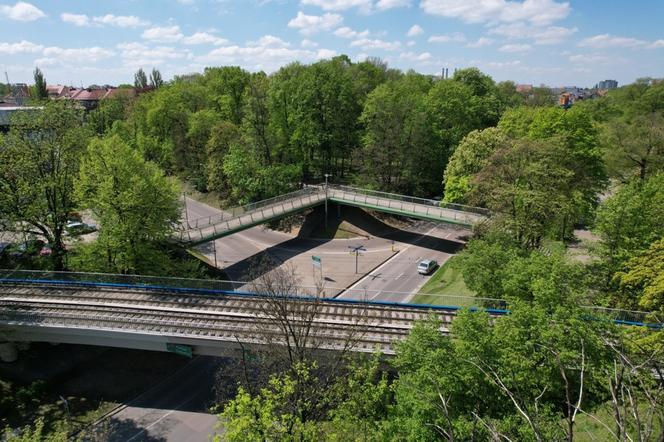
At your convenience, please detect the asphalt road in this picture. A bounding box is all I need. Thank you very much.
[184,197,470,300]
[99,356,221,442]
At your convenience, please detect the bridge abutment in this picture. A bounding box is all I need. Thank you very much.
[0,342,18,363]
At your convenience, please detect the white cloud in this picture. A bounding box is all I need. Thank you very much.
[177,0,195,4]
[317,48,337,58]
[118,42,192,67]
[428,32,466,43]
[300,0,410,13]
[93,14,149,28]
[420,0,570,26]
[42,46,116,63]
[466,37,493,48]
[334,26,370,39]
[301,39,319,48]
[489,22,576,44]
[499,43,531,52]
[182,32,228,45]
[142,25,184,43]
[578,34,646,49]
[0,40,43,54]
[301,0,372,12]
[61,13,149,28]
[0,1,44,21]
[197,36,337,72]
[406,24,423,37]
[376,0,412,9]
[649,40,664,49]
[399,51,433,62]
[350,38,401,51]
[568,53,614,64]
[61,13,89,26]
[288,11,343,35]
[249,35,291,48]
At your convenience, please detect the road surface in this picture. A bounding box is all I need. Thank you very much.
[99,356,221,442]
[184,197,469,301]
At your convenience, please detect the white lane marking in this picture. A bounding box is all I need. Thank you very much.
[340,224,439,298]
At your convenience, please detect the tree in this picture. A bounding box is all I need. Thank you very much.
[613,238,664,313]
[593,173,664,280]
[75,135,180,274]
[603,112,664,181]
[356,73,435,194]
[202,66,251,125]
[216,262,373,441]
[471,138,574,249]
[32,67,47,101]
[442,127,507,203]
[0,102,89,270]
[134,68,148,89]
[149,68,164,89]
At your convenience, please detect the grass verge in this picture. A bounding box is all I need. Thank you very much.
[410,256,476,307]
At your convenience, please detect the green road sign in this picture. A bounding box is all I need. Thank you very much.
[166,343,193,358]
[312,255,322,268]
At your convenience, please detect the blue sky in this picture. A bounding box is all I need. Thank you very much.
[1,0,663,87]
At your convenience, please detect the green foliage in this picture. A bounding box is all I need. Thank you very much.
[614,238,664,313]
[87,93,134,136]
[31,67,48,101]
[75,135,180,273]
[3,418,67,442]
[355,73,435,194]
[149,68,163,88]
[594,173,664,276]
[472,138,577,248]
[134,68,148,89]
[443,127,507,203]
[0,101,90,270]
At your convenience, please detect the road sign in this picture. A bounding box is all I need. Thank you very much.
[166,343,193,358]
[312,255,322,268]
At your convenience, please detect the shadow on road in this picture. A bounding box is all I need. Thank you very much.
[221,206,466,283]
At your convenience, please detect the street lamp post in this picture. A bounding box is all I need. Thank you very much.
[324,173,332,232]
[348,244,366,274]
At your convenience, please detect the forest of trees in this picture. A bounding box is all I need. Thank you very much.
[1,58,663,440]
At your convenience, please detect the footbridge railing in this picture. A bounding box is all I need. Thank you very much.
[327,185,489,226]
[176,184,490,245]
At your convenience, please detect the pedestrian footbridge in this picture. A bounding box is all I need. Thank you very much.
[177,185,489,246]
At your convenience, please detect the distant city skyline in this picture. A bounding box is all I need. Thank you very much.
[1,0,663,87]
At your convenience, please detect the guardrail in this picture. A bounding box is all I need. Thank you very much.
[328,185,490,216]
[181,186,325,230]
[178,190,326,243]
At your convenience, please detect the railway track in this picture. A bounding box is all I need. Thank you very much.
[0,283,454,354]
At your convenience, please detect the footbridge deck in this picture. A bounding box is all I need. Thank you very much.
[178,185,489,245]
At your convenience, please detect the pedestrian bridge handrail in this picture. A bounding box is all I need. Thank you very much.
[328,185,490,216]
[176,184,490,244]
[0,270,661,328]
[182,186,324,230]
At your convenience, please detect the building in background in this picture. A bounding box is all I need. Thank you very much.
[597,79,618,90]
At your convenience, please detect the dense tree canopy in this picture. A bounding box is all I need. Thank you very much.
[0,102,90,269]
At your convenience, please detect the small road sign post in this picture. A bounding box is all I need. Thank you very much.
[312,255,322,280]
[166,343,193,358]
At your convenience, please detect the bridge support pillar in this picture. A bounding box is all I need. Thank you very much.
[337,203,341,218]
[0,342,18,363]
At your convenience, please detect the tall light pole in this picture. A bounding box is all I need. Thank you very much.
[324,173,332,232]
